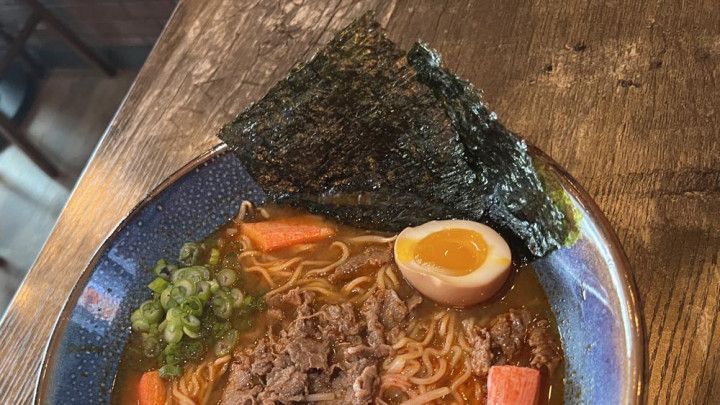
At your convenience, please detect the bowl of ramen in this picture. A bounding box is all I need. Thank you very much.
[35,13,643,405]
[36,145,642,405]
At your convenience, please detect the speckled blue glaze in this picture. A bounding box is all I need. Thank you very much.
[36,146,642,404]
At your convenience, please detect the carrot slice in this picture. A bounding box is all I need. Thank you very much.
[138,370,166,405]
[241,216,336,252]
[487,365,541,405]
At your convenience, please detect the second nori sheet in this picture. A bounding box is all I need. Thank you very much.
[219,13,571,258]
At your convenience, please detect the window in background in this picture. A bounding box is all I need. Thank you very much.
[0,0,176,313]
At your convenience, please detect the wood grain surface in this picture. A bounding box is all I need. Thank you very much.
[0,0,718,403]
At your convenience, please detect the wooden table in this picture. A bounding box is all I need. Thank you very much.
[0,0,718,403]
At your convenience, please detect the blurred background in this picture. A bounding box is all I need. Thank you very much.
[0,0,176,312]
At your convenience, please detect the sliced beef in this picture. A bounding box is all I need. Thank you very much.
[462,319,494,377]
[223,279,564,405]
[361,291,386,350]
[274,289,317,339]
[527,319,562,374]
[362,289,412,350]
[267,308,284,322]
[489,308,531,363]
[352,364,379,404]
[220,354,261,405]
[359,290,401,357]
[250,339,274,376]
[260,366,307,402]
[265,289,299,308]
[222,286,400,404]
[266,287,313,309]
[328,245,393,284]
[219,282,536,404]
[332,358,379,405]
[379,289,409,329]
[461,309,562,379]
[296,291,315,317]
[286,337,330,371]
[386,328,405,344]
[309,363,343,394]
[363,289,409,329]
[345,344,391,360]
[225,288,561,405]
[220,385,261,405]
[319,302,363,342]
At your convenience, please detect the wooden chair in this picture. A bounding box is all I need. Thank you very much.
[0,0,115,178]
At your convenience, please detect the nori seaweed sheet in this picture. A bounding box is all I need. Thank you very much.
[219,13,570,258]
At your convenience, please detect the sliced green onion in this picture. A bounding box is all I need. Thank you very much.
[181,314,201,331]
[208,248,220,267]
[217,268,237,287]
[212,293,233,319]
[140,300,163,323]
[172,266,209,283]
[153,259,176,280]
[170,279,196,302]
[200,267,211,280]
[166,307,183,322]
[130,308,143,323]
[164,321,183,343]
[178,242,202,266]
[163,342,178,357]
[159,364,181,378]
[132,318,150,332]
[183,326,201,339]
[160,287,176,310]
[178,278,197,295]
[230,288,244,308]
[148,277,169,293]
[180,296,203,317]
[131,238,278,380]
[196,281,212,301]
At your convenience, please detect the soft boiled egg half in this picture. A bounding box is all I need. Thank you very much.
[394,220,512,306]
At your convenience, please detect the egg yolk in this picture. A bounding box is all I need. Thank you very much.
[411,228,488,276]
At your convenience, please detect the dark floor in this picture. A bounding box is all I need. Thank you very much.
[0,68,136,312]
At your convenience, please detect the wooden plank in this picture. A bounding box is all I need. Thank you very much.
[0,0,718,403]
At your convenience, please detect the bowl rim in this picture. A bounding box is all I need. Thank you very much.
[34,143,645,404]
[530,145,645,404]
[34,143,226,404]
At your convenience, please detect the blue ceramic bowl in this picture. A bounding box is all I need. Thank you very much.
[36,145,644,404]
